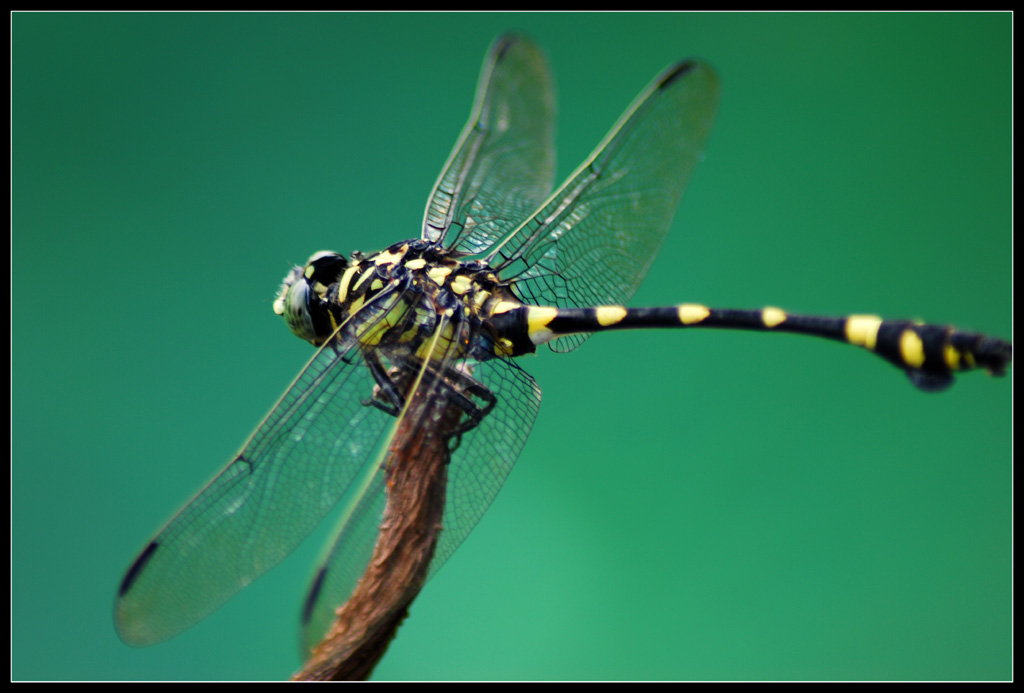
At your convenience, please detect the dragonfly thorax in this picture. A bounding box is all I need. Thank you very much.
[274,240,530,359]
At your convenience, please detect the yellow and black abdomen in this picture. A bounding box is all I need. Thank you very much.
[491,303,1012,391]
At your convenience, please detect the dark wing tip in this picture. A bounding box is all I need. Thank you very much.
[657,59,721,96]
[118,540,159,597]
[491,31,531,62]
[659,60,700,90]
[301,565,329,626]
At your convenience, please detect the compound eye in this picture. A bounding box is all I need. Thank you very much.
[275,272,317,343]
[273,251,348,345]
[304,251,347,289]
[273,265,305,317]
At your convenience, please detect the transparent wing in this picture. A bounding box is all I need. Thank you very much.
[422,33,555,255]
[487,60,720,351]
[114,336,396,647]
[299,340,541,653]
[429,356,540,576]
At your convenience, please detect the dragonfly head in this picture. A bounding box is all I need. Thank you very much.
[274,250,349,346]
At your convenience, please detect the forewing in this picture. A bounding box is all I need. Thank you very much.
[489,61,720,351]
[115,338,394,647]
[422,33,555,255]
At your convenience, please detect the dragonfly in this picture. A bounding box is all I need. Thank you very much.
[115,34,1012,656]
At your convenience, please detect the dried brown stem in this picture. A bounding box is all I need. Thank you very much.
[293,370,461,681]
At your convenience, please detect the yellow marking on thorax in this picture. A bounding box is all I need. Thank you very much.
[473,289,491,309]
[404,258,427,270]
[761,306,787,328]
[414,318,458,360]
[347,294,367,315]
[337,264,359,301]
[491,300,520,314]
[395,307,432,343]
[595,305,627,326]
[352,266,376,293]
[845,315,882,350]
[397,321,422,343]
[428,266,452,285]
[450,274,473,295]
[677,304,710,325]
[899,328,925,368]
[373,246,406,266]
[355,300,406,347]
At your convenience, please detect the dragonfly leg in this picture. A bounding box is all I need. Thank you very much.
[361,351,404,417]
[360,351,497,448]
[434,363,498,450]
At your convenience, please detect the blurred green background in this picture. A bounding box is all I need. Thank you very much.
[13,12,1010,681]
